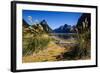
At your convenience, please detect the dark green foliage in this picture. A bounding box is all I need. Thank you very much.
[23,36,50,56]
[76,13,91,59]
[60,45,80,60]
[77,31,91,58]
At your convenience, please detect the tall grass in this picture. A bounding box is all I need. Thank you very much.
[76,30,91,58]
[23,36,50,56]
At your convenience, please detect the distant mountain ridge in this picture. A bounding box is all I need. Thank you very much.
[23,19,77,34]
[53,24,76,33]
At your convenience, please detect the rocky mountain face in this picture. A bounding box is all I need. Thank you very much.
[23,19,29,28]
[23,19,52,34]
[76,13,91,34]
[23,18,78,35]
[53,24,76,33]
[40,20,52,33]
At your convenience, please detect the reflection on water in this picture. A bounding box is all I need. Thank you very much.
[50,33,77,40]
[49,33,78,47]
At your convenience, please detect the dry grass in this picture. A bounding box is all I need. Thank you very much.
[22,41,66,63]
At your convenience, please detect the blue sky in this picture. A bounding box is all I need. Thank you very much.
[23,10,82,29]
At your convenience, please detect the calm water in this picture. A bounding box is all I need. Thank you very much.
[49,33,77,39]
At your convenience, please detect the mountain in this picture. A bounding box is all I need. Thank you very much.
[40,20,52,33]
[53,24,74,33]
[23,19,52,34]
[76,13,91,33]
[23,19,29,28]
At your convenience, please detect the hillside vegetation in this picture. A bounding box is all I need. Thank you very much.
[22,13,91,63]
